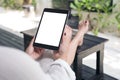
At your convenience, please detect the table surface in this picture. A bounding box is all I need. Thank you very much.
[21,28,108,54]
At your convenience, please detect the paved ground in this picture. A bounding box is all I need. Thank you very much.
[0,8,120,79]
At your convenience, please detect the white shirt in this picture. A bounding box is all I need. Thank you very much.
[0,46,76,80]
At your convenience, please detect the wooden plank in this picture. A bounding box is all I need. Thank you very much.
[0,29,23,45]
[0,28,22,40]
[0,35,24,50]
[76,43,104,58]
[84,34,108,43]
[0,33,23,46]
[0,29,24,50]
[21,28,37,37]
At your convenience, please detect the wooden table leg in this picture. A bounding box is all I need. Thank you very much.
[96,44,104,75]
[73,53,83,80]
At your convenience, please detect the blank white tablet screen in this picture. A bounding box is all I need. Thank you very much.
[35,12,67,47]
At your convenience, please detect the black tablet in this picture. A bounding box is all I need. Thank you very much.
[33,8,69,50]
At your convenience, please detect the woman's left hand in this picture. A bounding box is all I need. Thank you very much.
[26,38,45,60]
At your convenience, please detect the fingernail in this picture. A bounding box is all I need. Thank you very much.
[64,33,66,36]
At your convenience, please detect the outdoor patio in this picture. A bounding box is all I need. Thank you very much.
[0,25,118,80]
[0,10,120,80]
[0,0,120,80]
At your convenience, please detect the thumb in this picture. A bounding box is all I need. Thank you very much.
[29,37,35,47]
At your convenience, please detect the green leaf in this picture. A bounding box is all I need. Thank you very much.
[89,0,94,2]
[70,3,77,10]
[95,4,101,9]
[72,13,78,16]
[88,6,91,10]
[74,0,79,5]
[115,13,120,23]
[92,28,99,36]
[118,24,120,30]
[74,0,83,8]
[108,4,116,11]
[82,0,86,3]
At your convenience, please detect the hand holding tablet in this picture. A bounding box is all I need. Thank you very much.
[33,8,69,50]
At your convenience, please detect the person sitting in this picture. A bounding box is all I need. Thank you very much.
[0,20,89,80]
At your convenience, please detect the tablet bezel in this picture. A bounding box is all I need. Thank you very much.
[33,8,69,50]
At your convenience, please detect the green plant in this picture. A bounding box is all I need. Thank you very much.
[92,0,116,35]
[1,0,23,9]
[0,0,36,10]
[79,0,99,35]
[32,0,36,8]
[115,13,120,30]
[70,0,116,35]
[70,0,84,20]
[70,0,100,20]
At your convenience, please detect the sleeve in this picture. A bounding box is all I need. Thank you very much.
[46,59,76,80]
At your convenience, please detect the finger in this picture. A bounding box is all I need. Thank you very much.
[29,37,35,47]
[53,53,61,59]
[34,47,45,53]
[39,48,45,54]
[34,47,40,53]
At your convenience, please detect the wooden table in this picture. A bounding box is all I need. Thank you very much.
[21,28,108,80]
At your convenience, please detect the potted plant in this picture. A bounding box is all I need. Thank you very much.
[69,0,97,29]
[90,0,116,35]
[70,0,116,35]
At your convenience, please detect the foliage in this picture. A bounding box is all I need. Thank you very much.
[115,13,120,30]
[0,0,36,10]
[70,0,84,20]
[91,0,116,35]
[31,0,36,8]
[0,0,24,9]
[52,0,68,9]
[70,0,116,35]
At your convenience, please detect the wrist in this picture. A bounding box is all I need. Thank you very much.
[59,56,71,65]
